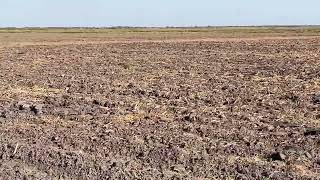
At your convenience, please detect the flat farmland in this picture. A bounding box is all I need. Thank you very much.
[0,28,320,179]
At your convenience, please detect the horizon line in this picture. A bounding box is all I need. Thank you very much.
[1,25,320,29]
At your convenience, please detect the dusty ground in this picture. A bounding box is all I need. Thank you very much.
[0,29,320,179]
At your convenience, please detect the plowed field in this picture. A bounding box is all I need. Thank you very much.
[0,29,320,179]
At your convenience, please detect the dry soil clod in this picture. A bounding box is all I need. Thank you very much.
[312,94,320,104]
[269,152,286,161]
[304,128,320,136]
[30,104,43,115]
[17,101,30,110]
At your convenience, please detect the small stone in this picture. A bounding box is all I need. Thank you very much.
[305,152,312,159]
[17,101,30,110]
[0,112,6,118]
[103,101,115,108]
[312,95,320,104]
[183,115,192,122]
[51,136,58,142]
[127,83,134,88]
[92,99,101,105]
[30,104,43,115]
[304,128,320,136]
[269,152,286,161]
[172,165,186,173]
[182,114,197,122]
[221,86,228,91]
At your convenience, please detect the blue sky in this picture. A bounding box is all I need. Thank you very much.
[1,0,319,27]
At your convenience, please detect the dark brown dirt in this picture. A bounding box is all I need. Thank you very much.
[0,37,320,179]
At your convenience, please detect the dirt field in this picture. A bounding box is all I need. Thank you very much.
[0,28,320,179]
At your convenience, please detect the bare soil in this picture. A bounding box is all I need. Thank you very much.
[0,32,320,179]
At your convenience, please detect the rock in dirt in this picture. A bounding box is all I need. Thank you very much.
[30,104,43,115]
[92,99,102,106]
[172,165,186,173]
[312,95,320,104]
[269,152,286,161]
[304,128,320,136]
[17,101,31,110]
[0,112,6,118]
[305,152,312,159]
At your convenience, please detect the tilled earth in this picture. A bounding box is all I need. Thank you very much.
[0,37,320,179]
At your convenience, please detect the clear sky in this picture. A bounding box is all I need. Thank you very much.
[1,0,319,27]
